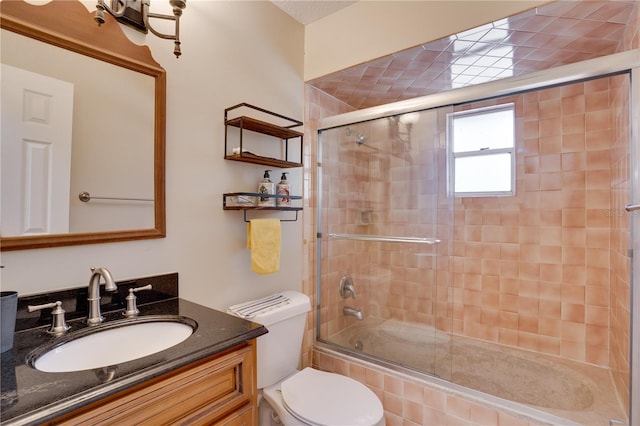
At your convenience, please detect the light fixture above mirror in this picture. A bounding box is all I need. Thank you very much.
[95,0,186,58]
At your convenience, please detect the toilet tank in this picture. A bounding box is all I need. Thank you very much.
[229,291,310,389]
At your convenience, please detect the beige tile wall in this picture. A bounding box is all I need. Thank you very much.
[311,75,628,365]
[607,5,638,409]
[305,76,632,425]
[302,8,638,420]
[301,85,355,367]
[315,108,446,342]
[448,77,623,366]
[609,72,631,417]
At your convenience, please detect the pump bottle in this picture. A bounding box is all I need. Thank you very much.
[276,172,290,207]
[257,170,275,207]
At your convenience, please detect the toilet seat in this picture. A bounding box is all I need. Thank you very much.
[279,368,384,426]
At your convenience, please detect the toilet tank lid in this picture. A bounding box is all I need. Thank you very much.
[227,291,310,325]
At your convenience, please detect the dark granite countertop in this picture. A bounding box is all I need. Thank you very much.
[0,274,267,425]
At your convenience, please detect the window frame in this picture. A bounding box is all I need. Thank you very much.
[447,103,516,197]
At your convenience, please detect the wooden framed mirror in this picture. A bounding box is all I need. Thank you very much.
[0,0,166,251]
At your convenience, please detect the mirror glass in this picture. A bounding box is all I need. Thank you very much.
[0,0,165,250]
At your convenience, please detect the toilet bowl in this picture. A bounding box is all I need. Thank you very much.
[228,291,385,426]
[263,368,385,426]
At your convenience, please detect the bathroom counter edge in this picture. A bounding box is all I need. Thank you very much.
[0,298,267,425]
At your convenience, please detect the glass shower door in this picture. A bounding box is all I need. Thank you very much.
[316,107,454,380]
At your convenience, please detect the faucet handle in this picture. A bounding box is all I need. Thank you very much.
[339,275,356,299]
[123,284,152,318]
[28,301,71,336]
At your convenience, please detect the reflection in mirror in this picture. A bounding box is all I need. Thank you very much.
[0,0,166,251]
[1,30,155,236]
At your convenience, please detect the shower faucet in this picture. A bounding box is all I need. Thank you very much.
[339,275,356,299]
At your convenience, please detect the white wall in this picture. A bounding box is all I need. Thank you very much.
[0,1,305,311]
[0,0,554,312]
[304,0,550,81]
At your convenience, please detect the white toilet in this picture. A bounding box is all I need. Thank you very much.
[228,291,385,426]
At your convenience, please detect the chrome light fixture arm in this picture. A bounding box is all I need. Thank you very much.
[142,0,185,58]
[94,0,186,58]
[95,0,127,25]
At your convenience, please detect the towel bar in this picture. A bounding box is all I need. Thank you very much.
[243,210,299,222]
[79,191,153,203]
[327,233,440,244]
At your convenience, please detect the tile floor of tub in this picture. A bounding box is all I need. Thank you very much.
[329,318,627,425]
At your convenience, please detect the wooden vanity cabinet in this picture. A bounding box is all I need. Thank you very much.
[48,340,257,426]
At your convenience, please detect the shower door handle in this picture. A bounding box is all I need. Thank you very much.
[625,204,640,212]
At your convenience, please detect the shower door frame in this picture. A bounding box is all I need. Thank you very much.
[630,65,640,426]
[316,49,640,425]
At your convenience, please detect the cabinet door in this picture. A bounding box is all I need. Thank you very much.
[212,404,254,426]
[51,341,257,425]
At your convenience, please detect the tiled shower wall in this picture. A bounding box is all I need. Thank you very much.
[312,75,630,364]
[449,77,626,366]
[316,109,447,340]
[447,76,632,412]
[302,11,638,423]
[300,86,355,368]
[609,64,632,413]
[608,5,638,415]
[305,74,632,424]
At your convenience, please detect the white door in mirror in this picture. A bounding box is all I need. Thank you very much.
[1,64,74,236]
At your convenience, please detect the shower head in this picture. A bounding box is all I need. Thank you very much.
[345,127,368,145]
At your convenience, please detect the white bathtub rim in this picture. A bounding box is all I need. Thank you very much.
[314,342,581,426]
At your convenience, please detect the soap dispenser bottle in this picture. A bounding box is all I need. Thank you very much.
[257,170,275,207]
[276,172,290,207]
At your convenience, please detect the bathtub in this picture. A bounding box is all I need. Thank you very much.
[325,318,626,425]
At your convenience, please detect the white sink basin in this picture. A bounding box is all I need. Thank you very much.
[32,317,196,373]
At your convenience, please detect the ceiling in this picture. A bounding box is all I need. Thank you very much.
[305,0,638,110]
[270,0,357,25]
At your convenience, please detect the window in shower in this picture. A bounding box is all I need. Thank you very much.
[448,103,515,196]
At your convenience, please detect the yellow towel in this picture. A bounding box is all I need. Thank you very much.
[247,218,281,274]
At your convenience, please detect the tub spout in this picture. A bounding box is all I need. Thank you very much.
[609,420,628,426]
[343,306,363,320]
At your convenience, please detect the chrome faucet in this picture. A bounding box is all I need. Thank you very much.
[87,267,117,325]
[343,306,363,321]
[339,275,356,299]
